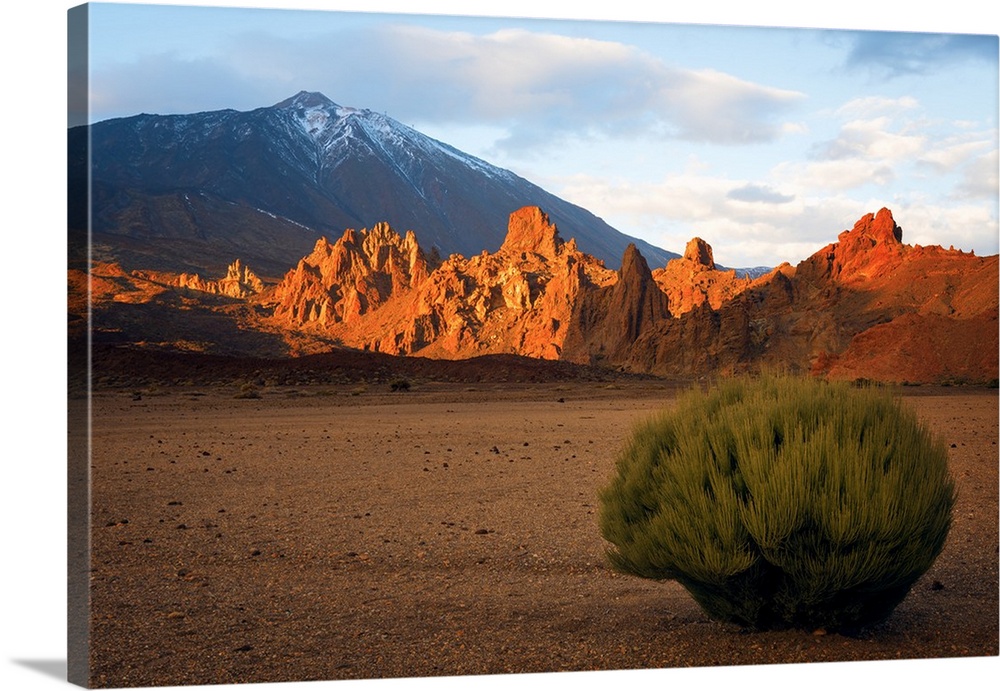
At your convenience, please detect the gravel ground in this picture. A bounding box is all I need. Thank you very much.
[82,382,998,688]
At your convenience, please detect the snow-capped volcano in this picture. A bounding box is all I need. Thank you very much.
[69,91,678,274]
[274,91,517,188]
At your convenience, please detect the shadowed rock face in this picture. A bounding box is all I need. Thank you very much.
[78,205,999,385]
[560,242,672,369]
[617,244,673,340]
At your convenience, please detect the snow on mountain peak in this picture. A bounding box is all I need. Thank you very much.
[297,106,332,140]
[269,91,516,183]
[272,92,341,141]
[274,91,337,110]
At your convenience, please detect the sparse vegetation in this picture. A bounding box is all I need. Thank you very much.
[233,382,262,399]
[599,374,956,632]
[389,378,412,392]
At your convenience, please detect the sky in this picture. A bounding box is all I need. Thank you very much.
[71,1,999,268]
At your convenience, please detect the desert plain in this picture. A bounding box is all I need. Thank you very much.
[82,377,998,688]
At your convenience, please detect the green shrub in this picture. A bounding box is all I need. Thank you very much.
[234,382,261,399]
[598,375,955,632]
[389,378,412,392]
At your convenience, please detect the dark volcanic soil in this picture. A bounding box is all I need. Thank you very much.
[82,378,998,688]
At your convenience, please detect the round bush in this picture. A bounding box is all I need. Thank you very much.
[598,375,955,632]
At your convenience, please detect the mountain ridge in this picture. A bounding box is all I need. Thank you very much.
[69,91,681,275]
[72,205,998,385]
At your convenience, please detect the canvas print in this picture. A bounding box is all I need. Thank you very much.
[67,2,999,689]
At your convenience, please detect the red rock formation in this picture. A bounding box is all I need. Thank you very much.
[629,207,997,383]
[80,205,999,385]
[498,205,566,260]
[269,223,430,327]
[328,207,615,359]
[652,236,769,315]
[796,207,904,287]
[684,237,715,268]
[176,259,264,298]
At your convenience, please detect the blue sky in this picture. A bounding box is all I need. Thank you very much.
[76,1,999,268]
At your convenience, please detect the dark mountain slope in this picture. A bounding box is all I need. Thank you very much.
[69,91,678,274]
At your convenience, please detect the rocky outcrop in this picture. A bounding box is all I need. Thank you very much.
[269,223,430,327]
[80,204,999,385]
[498,206,567,261]
[796,207,904,287]
[683,237,715,268]
[177,259,264,298]
[652,236,779,316]
[562,243,672,370]
[630,208,998,383]
[327,207,616,359]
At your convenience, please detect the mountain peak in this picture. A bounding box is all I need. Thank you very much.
[273,91,338,110]
[273,91,343,141]
[78,92,679,272]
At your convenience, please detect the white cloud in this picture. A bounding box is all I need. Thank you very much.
[726,184,795,204]
[90,23,806,150]
[542,157,998,268]
[816,117,926,162]
[919,138,993,172]
[954,149,1000,200]
[774,158,897,191]
[834,95,920,118]
[789,98,997,205]
[372,26,807,148]
[651,68,805,144]
[895,202,999,255]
